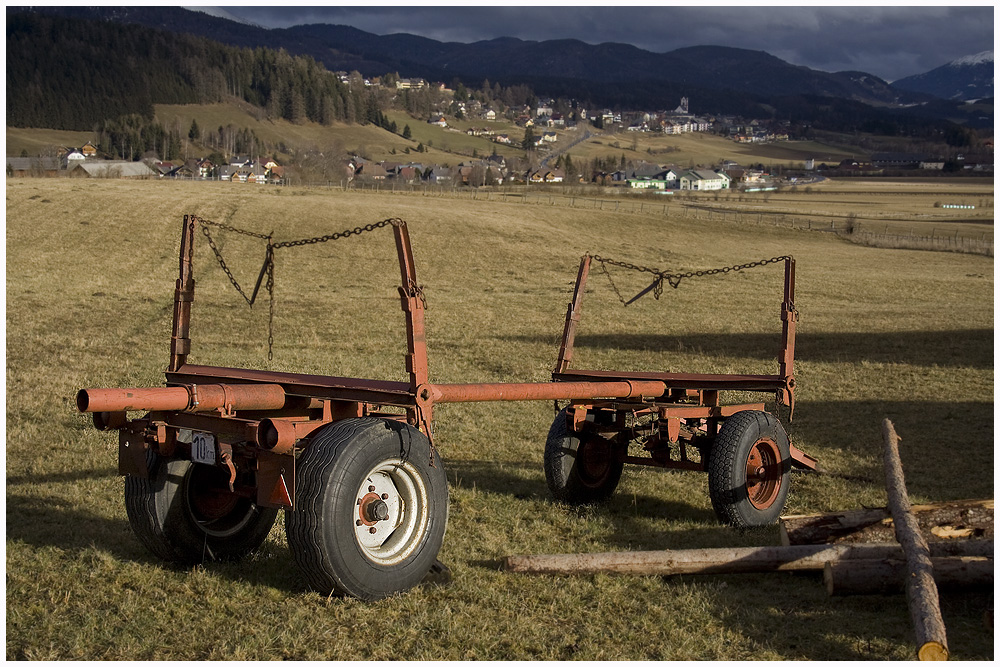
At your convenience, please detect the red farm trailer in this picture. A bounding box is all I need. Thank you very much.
[78,215,818,600]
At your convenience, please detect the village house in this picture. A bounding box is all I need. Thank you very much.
[268,165,286,183]
[67,160,156,179]
[627,168,681,190]
[171,162,197,179]
[395,78,426,90]
[528,168,565,184]
[425,167,452,185]
[679,169,730,191]
[197,158,214,178]
[62,148,86,168]
[355,163,388,180]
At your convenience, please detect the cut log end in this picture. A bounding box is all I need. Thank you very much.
[917,641,949,661]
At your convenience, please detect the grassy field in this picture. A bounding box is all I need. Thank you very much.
[6,178,993,659]
[568,129,862,170]
[685,176,995,242]
[6,127,96,157]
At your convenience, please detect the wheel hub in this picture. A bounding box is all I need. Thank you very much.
[745,438,782,510]
[184,463,255,537]
[576,435,613,487]
[353,460,430,565]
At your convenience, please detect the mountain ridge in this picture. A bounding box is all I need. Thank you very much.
[20,5,942,109]
[893,51,994,101]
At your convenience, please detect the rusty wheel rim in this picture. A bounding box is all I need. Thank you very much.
[744,438,782,510]
[185,464,254,536]
[576,435,613,488]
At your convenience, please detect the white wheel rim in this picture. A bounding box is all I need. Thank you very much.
[353,458,429,565]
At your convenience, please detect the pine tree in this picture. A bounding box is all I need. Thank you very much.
[523,126,535,150]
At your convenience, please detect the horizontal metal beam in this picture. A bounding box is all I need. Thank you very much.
[167,364,416,407]
[423,379,668,404]
[554,368,789,392]
[78,383,287,413]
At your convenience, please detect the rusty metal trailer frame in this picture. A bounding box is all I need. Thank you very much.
[78,214,817,599]
[544,252,816,475]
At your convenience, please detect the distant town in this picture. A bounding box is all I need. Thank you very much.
[7,77,993,189]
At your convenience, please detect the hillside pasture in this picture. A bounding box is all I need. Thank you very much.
[6,127,96,157]
[571,129,862,170]
[6,178,993,660]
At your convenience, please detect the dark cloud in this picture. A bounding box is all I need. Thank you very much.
[212,5,994,81]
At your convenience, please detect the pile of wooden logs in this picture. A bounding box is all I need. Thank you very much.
[503,419,992,660]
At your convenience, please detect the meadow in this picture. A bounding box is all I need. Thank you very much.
[6,177,993,659]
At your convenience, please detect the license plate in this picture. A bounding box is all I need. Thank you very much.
[191,432,217,465]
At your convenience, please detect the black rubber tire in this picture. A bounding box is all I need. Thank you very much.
[124,452,278,564]
[284,418,449,601]
[707,410,791,528]
[544,408,624,504]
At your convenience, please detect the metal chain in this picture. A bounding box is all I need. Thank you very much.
[197,215,273,240]
[592,253,792,305]
[192,216,406,360]
[265,245,275,361]
[271,218,403,249]
[199,224,267,306]
[597,260,628,304]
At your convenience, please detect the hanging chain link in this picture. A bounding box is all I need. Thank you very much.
[199,224,271,306]
[271,218,403,249]
[190,215,405,360]
[591,253,792,305]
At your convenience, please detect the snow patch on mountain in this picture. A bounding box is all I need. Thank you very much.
[951,51,993,67]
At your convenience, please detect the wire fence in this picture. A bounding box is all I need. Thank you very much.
[332,182,994,256]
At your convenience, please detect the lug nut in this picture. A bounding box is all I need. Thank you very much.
[364,498,390,523]
[381,493,389,500]
[368,485,376,492]
[368,526,377,534]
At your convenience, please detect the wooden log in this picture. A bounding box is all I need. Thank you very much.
[882,418,949,661]
[824,556,993,596]
[779,499,994,546]
[501,541,992,576]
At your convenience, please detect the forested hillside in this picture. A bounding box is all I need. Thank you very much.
[6,11,371,131]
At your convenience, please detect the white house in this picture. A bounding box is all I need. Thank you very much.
[627,169,680,190]
[679,169,730,191]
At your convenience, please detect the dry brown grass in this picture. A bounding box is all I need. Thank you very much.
[6,178,993,660]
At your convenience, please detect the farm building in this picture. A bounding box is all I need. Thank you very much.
[679,169,730,191]
[6,157,61,177]
[66,160,156,179]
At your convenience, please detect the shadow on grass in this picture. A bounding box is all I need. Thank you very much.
[444,458,727,553]
[504,329,993,370]
[5,488,304,593]
[696,575,993,660]
[788,399,993,499]
[6,466,117,487]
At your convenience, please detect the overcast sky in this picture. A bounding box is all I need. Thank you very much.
[199,4,995,82]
